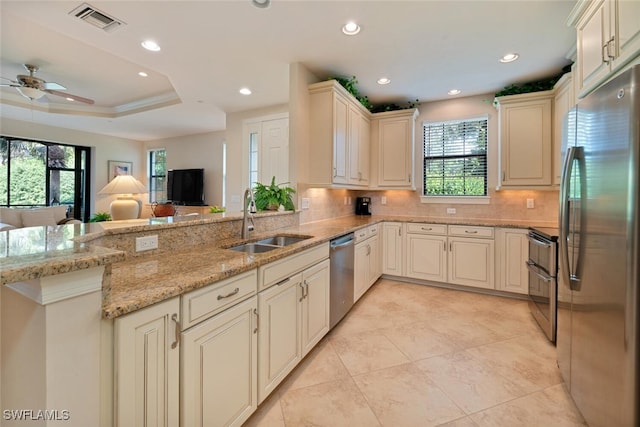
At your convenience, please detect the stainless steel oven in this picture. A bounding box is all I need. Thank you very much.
[527,227,559,342]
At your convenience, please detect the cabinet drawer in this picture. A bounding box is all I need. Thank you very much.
[258,243,330,290]
[181,269,257,330]
[448,225,494,238]
[406,223,447,235]
[354,227,370,242]
[368,224,379,236]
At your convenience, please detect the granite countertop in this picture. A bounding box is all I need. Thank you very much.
[0,213,557,319]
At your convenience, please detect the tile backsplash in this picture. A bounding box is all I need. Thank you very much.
[298,187,559,225]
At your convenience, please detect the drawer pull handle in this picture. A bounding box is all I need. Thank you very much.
[217,287,240,300]
[276,277,290,286]
[171,313,180,349]
[421,227,432,231]
[464,230,478,234]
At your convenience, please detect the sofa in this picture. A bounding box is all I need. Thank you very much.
[0,206,82,231]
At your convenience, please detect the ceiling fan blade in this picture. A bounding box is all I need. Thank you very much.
[1,76,18,83]
[45,89,95,105]
[0,83,21,87]
[43,81,66,90]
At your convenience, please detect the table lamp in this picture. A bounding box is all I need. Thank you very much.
[98,175,147,220]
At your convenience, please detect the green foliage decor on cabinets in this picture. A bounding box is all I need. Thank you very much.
[494,64,572,98]
[328,76,419,113]
[253,176,296,211]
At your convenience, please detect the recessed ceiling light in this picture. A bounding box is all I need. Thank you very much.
[448,89,461,96]
[500,53,519,63]
[251,0,271,8]
[138,71,148,77]
[239,88,252,95]
[377,77,391,85]
[342,21,361,36]
[141,40,161,52]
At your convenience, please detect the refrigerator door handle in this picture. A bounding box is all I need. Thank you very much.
[560,146,585,291]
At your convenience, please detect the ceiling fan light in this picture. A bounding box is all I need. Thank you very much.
[16,86,46,101]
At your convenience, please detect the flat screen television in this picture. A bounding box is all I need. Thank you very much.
[167,168,205,206]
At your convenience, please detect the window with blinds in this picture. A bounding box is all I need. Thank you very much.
[423,117,488,196]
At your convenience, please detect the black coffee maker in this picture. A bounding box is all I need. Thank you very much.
[355,197,371,215]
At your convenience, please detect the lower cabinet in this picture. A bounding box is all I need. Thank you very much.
[114,297,180,427]
[257,258,330,403]
[405,224,447,282]
[495,227,529,294]
[382,222,404,275]
[448,236,495,289]
[181,296,258,427]
[354,227,381,302]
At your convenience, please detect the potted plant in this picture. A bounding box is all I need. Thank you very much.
[253,177,296,211]
[89,212,112,222]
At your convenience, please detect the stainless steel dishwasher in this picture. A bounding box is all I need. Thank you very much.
[329,233,355,329]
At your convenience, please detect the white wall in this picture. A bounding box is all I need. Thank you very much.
[1,117,145,216]
[144,130,226,208]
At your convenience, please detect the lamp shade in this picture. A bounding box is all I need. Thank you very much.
[99,175,147,195]
[98,175,147,220]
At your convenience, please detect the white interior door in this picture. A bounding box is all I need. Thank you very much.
[260,117,289,184]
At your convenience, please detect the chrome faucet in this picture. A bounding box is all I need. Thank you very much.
[242,188,257,239]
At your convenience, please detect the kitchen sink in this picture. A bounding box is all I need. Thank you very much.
[256,235,311,246]
[227,235,312,254]
[227,242,280,254]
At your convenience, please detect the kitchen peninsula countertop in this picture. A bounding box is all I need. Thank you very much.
[1,213,557,319]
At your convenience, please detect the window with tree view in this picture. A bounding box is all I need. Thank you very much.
[148,149,167,202]
[423,117,488,197]
[0,136,91,221]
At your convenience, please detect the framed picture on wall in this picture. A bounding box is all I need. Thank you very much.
[108,160,133,181]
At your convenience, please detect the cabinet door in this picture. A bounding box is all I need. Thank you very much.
[333,93,349,184]
[405,233,447,283]
[368,234,381,285]
[576,0,612,95]
[553,74,574,186]
[378,117,413,187]
[382,222,403,275]
[359,113,371,185]
[114,297,180,427]
[448,237,495,289]
[181,297,258,427]
[615,0,640,70]
[499,96,552,186]
[348,105,362,185]
[300,259,330,357]
[496,228,529,295]
[354,240,370,303]
[257,274,301,403]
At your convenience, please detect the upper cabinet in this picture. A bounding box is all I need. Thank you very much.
[569,0,640,98]
[495,90,554,189]
[553,73,574,186]
[308,80,418,190]
[370,108,419,190]
[308,80,371,188]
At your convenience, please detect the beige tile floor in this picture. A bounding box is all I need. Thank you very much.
[244,279,587,427]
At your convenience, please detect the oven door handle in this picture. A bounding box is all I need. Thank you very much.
[526,262,552,283]
[527,234,553,248]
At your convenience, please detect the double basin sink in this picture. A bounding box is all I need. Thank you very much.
[227,235,312,254]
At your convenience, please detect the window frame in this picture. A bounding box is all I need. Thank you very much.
[421,116,490,204]
[148,148,167,203]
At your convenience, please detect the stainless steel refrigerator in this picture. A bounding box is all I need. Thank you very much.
[558,64,639,427]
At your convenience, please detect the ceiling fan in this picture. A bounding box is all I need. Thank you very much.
[0,64,95,104]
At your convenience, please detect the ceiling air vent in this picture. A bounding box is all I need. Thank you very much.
[69,3,125,32]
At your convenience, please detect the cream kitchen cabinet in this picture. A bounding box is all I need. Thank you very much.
[495,228,529,295]
[257,249,330,403]
[354,225,381,302]
[114,297,180,427]
[448,225,495,290]
[496,91,554,188]
[371,108,419,189]
[404,223,448,282]
[308,80,371,188]
[382,222,404,276]
[257,273,301,402]
[553,73,574,186]
[569,0,640,98]
[181,296,258,427]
